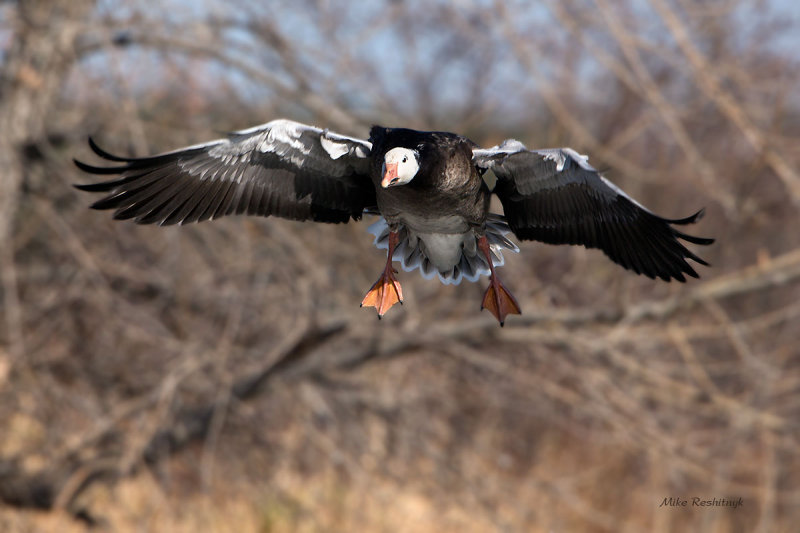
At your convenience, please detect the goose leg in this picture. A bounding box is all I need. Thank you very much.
[478,235,521,326]
[361,230,403,318]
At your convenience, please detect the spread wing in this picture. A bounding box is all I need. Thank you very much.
[75,119,376,225]
[473,141,714,282]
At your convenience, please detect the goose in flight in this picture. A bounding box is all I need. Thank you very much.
[75,119,713,325]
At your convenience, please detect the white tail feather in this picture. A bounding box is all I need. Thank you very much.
[367,214,519,285]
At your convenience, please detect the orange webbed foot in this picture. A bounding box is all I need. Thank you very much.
[361,266,404,318]
[481,276,521,327]
[477,234,521,326]
[362,230,404,318]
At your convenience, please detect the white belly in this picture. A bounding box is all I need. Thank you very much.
[399,213,473,272]
[416,232,470,272]
[367,214,519,285]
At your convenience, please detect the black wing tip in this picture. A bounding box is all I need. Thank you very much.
[664,207,715,249]
[73,156,129,175]
[73,157,93,172]
[617,210,714,281]
[680,235,715,246]
[88,136,130,162]
[74,183,107,193]
[74,138,136,188]
[73,179,95,191]
[665,207,705,225]
[73,174,123,192]
[640,260,703,282]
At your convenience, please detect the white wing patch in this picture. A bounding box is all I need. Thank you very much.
[319,135,351,160]
[321,129,372,159]
[471,139,528,164]
[474,142,594,174]
[181,118,372,182]
[257,120,312,167]
[534,147,594,172]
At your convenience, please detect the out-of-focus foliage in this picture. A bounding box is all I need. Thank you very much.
[1,0,799,531]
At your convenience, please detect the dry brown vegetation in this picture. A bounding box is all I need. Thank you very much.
[1,0,799,531]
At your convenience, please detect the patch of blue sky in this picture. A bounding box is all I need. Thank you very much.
[61,0,800,123]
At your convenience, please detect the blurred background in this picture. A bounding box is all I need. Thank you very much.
[1,0,799,531]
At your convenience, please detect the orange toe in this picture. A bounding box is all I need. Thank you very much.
[361,269,403,317]
[481,278,521,326]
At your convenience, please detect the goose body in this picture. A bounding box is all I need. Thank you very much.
[75,118,714,325]
[367,126,516,285]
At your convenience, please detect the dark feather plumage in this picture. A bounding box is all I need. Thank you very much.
[74,120,376,225]
[474,146,714,282]
[75,118,713,325]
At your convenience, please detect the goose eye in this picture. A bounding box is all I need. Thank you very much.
[402,156,408,163]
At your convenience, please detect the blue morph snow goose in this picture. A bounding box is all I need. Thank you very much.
[75,119,713,325]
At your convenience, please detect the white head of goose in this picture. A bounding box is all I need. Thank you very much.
[75,119,714,326]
